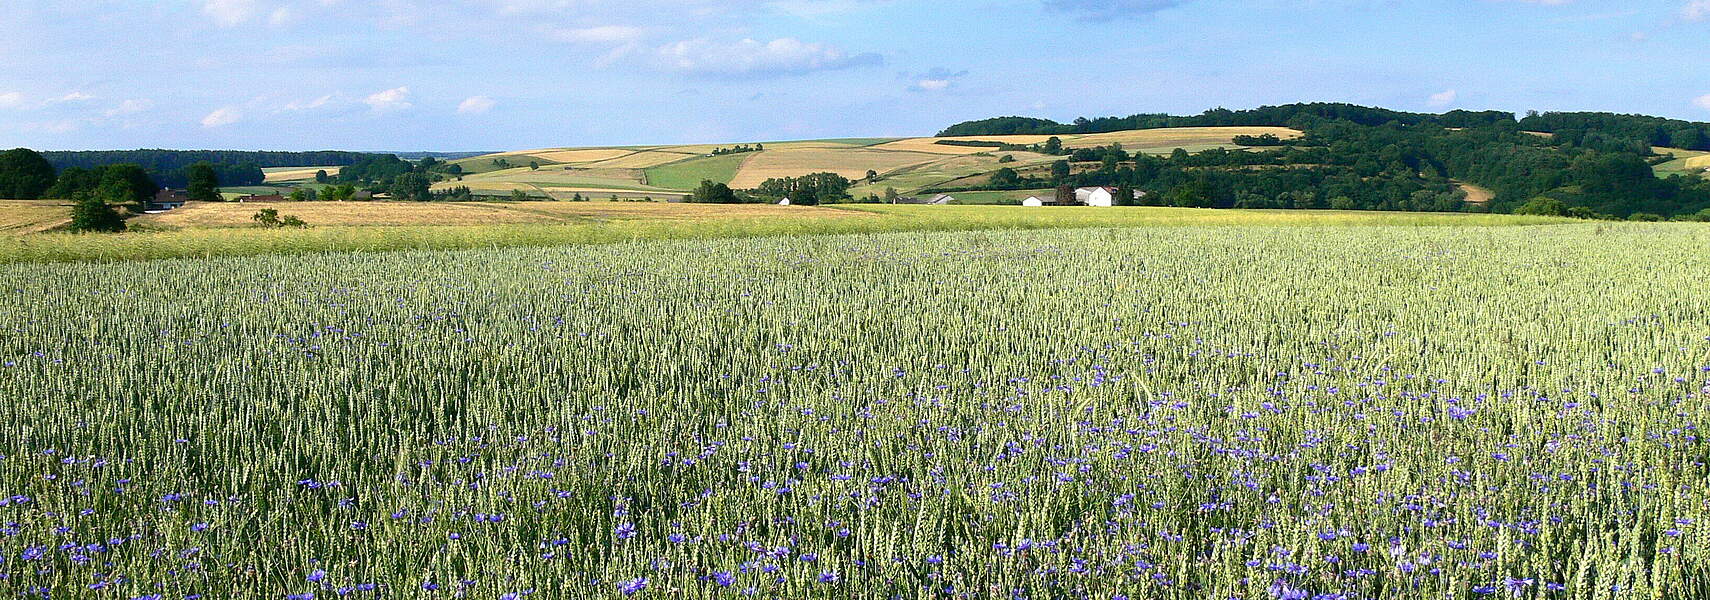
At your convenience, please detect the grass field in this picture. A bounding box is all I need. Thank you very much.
[0,222,1705,598]
[642,153,752,190]
[0,204,1570,264]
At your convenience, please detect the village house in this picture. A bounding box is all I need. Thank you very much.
[1022,193,1054,207]
[147,189,190,212]
[1072,187,1145,207]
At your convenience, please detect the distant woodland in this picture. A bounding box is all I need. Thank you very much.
[938,103,1710,219]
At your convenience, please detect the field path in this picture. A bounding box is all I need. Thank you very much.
[1455,181,1494,204]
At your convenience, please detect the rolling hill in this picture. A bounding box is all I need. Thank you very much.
[348,127,1305,201]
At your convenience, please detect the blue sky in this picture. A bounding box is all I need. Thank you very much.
[2,0,1707,151]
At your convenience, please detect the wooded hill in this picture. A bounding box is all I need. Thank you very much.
[938,104,1710,219]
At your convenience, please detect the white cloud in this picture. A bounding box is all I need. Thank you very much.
[52,92,96,103]
[0,92,23,109]
[551,25,646,44]
[203,0,260,26]
[364,87,413,112]
[653,37,881,77]
[1694,94,1710,111]
[104,99,154,117]
[1685,0,1710,20]
[282,94,334,111]
[916,79,950,91]
[201,107,242,127]
[457,95,497,114]
[1427,89,1458,108]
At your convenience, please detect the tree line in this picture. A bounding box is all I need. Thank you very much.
[40,149,368,187]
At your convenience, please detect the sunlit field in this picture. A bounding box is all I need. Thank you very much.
[0,223,1704,598]
[1,205,1567,264]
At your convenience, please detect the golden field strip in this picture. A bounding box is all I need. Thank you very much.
[0,202,1571,264]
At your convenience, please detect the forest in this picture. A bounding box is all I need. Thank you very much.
[40,149,371,187]
[938,104,1710,218]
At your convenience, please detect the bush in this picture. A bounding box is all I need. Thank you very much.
[253,208,308,228]
[68,191,126,233]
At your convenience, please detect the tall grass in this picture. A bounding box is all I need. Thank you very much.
[0,206,1570,264]
[0,224,1703,598]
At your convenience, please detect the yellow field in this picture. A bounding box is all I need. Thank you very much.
[0,200,72,234]
[727,149,940,188]
[870,135,1056,155]
[1686,155,1710,170]
[263,167,339,182]
[127,200,867,230]
[526,149,636,163]
[586,151,701,169]
[1064,126,1302,148]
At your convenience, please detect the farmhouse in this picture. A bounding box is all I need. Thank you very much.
[148,189,190,212]
[1075,187,1116,207]
[1022,193,1055,207]
[927,194,954,205]
[1072,187,1144,207]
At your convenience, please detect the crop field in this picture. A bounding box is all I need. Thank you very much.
[725,149,942,189]
[263,167,339,183]
[0,199,72,234]
[1067,126,1301,149]
[130,200,854,230]
[442,127,1300,197]
[0,222,1704,599]
[0,206,1563,264]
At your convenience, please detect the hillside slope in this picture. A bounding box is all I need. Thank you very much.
[433,127,1300,199]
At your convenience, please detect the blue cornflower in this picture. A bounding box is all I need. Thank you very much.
[307,569,326,583]
[617,578,647,596]
[615,523,636,540]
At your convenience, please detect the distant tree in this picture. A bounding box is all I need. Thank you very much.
[1050,160,1071,183]
[572,192,585,202]
[1513,196,1569,217]
[788,187,820,206]
[314,170,330,184]
[511,189,531,202]
[288,188,317,202]
[883,187,899,204]
[755,143,764,151]
[989,167,1022,188]
[691,180,739,203]
[529,162,540,171]
[389,173,433,202]
[68,190,125,232]
[1054,184,1075,206]
[998,154,1016,163]
[1114,184,1136,207]
[0,148,57,199]
[866,169,878,182]
[1042,137,1063,155]
[185,162,222,202]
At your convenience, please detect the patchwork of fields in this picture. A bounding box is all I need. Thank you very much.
[431,127,1302,198]
[0,223,1704,598]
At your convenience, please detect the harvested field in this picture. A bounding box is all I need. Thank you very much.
[262,167,339,182]
[126,200,868,230]
[727,149,940,188]
[524,149,636,163]
[1064,126,1302,149]
[0,200,73,234]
